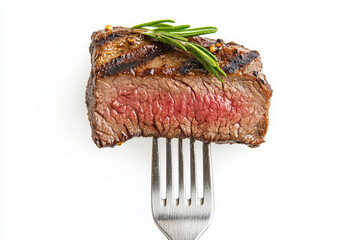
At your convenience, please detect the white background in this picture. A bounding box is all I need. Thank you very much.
[1,0,360,239]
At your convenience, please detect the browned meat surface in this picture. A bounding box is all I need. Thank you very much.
[86,26,272,148]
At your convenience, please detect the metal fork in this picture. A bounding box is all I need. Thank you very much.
[151,137,214,240]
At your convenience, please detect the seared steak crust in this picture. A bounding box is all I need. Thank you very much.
[86,26,272,148]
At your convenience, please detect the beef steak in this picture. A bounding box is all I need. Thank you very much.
[86,26,272,148]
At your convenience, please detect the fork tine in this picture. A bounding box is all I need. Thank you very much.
[166,138,173,203]
[178,139,184,204]
[151,138,214,240]
[190,139,196,204]
[203,142,213,205]
[151,137,161,205]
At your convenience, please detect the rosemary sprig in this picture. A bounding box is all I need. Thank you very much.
[131,19,227,82]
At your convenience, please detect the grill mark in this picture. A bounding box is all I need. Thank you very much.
[95,31,128,46]
[223,51,260,73]
[178,59,205,75]
[96,43,172,77]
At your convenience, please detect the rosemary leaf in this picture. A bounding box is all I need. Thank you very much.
[190,50,214,75]
[143,32,179,49]
[212,69,225,83]
[187,42,217,62]
[152,23,173,27]
[174,27,217,37]
[185,43,217,67]
[158,34,187,51]
[131,19,175,29]
[175,26,217,32]
[216,66,227,77]
[154,25,191,32]
[160,32,188,42]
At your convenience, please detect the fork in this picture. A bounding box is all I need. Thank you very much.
[151,137,214,240]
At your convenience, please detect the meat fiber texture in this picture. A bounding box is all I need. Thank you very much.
[86,26,272,148]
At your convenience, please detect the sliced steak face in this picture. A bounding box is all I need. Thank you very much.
[86,27,272,148]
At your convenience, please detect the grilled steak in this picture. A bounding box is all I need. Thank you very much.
[86,26,272,148]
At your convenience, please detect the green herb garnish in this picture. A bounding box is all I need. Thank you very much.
[131,19,227,82]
